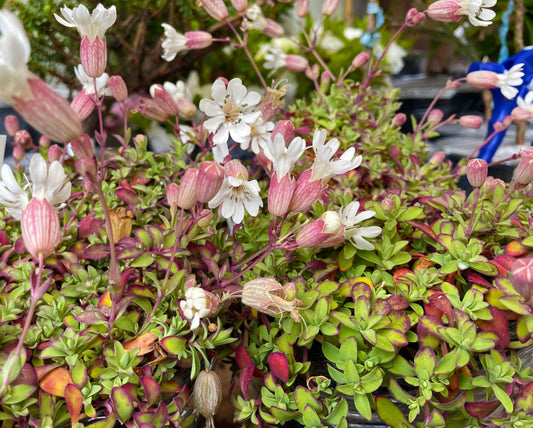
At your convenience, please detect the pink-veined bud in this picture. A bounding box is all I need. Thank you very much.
[482,176,505,194]
[392,113,407,127]
[241,277,301,317]
[289,169,326,213]
[321,70,333,87]
[12,78,82,143]
[466,70,499,89]
[76,156,98,182]
[272,120,295,144]
[200,0,228,21]
[4,115,19,137]
[513,154,533,185]
[39,136,50,149]
[71,90,96,122]
[185,31,213,50]
[14,130,32,149]
[512,106,533,122]
[466,158,488,188]
[381,196,395,211]
[351,51,370,69]
[296,0,310,17]
[47,145,63,163]
[510,255,533,301]
[138,98,168,122]
[166,183,180,208]
[322,0,340,16]
[285,55,308,72]
[262,19,285,38]
[177,168,198,209]
[296,211,342,248]
[268,172,295,217]
[108,76,128,102]
[429,151,446,166]
[80,35,107,79]
[230,0,247,12]
[406,8,425,26]
[305,64,319,81]
[150,84,179,116]
[197,161,225,203]
[225,159,248,180]
[70,134,95,159]
[176,98,197,118]
[427,0,462,23]
[13,145,25,163]
[21,197,61,260]
[197,209,214,227]
[427,109,444,125]
[459,115,483,129]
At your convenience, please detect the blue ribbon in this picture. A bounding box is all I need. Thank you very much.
[360,3,384,49]
[498,0,514,62]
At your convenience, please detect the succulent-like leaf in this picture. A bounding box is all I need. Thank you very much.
[268,352,289,383]
[111,386,135,423]
[39,367,73,397]
[64,383,83,427]
[375,395,413,428]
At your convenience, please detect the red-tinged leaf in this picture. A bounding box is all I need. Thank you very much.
[64,384,82,427]
[140,376,160,407]
[506,241,528,256]
[511,255,533,300]
[70,360,87,388]
[85,243,110,260]
[427,290,453,323]
[393,268,413,283]
[151,401,168,426]
[197,242,217,258]
[138,423,156,428]
[268,352,289,383]
[160,336,186,355]
[476,307,510,350]
[465,272,492,287]
[351,280,372,301]
[12,363,37,387]
[123,333,158,356]
[98,291,112,308]
[111,386,135,423]
[39,367,73,397]
[406,221,438,241]
[85,415,117,428]
[116,246,145,260]
[465,400,500,418]
[235,344,252,369]
[115,188,140,206]
[131,171,149,185]
[240,362,255,399]
[372,298,391,316]
[160,380,180,394]
[516,382,533,413]
[493,254,516,273]
[78,213,105,239]
[133,412,154,425]
[127,285,156,299]
[74,309,108,325]
[389,310,411,333]
[34,364,59,382]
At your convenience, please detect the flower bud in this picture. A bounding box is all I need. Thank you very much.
[268,173,295,217]
[21,197,61,260]
[262,19,285,38]
[513,155,533,185]
[200,0,228,21]
[47,145,63,163]
[272,120,295,144]
[285,55,308,72]
[70,134,95,159]
[197,161,225,203]
[39,136,51,149]
[482,176,505,194]
[305,64,319,81]
[197,209,214,227]
[322,0,340,16]
[428,151,446,166]
[14,130,32,149]
[242,278,302,318]
[297,0,309,17]
[466,158,488,188]
[108,75,128,102]
[71,90,96,122]
[230,0,247,12]
[76,157,98,182]
[466,70,499,90]
[427,109,444,125]
[177,168,198,209]
[351,51,370,69]
[138,98,168,122]
[185,31,213,50]
[381,196,395,211]
[512,106,532,122]
[406,8,425,26]
[193,370,222,421]
[296,211,342,248]
[427,0,462,23]
[176,98,197,118]
[166,183,180,213]
[4,115,19,137]
[13,145,25,163]
[80,35,107,78]
[289,169,325,213]
[392,113,407,127]
[150,84,179,116]
[459,115,483,129]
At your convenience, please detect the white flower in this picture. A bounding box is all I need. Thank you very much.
[161,23,188,61]
[54,3,117,41]
[264,46,287,74]
[199,78,262,162]
[245,5,267,30]
[344,27,363,40]
[458,0,496,27]
[383,42,407,75]
[0,154,71,220]
[517,91,533,119]
[261,133,306,177]
[0,10,32,101]
[310,129,362,182]
[163,80,192,102]
[340,201,382,250]
[243,116,275,154]
[74,64,110,96]
[180,287,210,329]
[208,164,263,224]
[497,63,524,100]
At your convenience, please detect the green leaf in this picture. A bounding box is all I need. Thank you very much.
[353,393,372,421]
[302,404,322,427]
[327,398,348,425]
[130,253,155,268]
[375,396,414,428]
[492,383,514,413]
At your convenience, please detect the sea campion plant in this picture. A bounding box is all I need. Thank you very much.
[1,1,533,428]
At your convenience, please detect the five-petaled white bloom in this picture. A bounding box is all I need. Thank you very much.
[75,64,110,96]
[161,24,189,61]
[310,128,362,182]
[54,3,117,42]
[261,133,306,178]
[497,63,524,100]
[208,160,263,224]
[264,46,287,75]
[340,201,382,250]
[458,0,496,27]
[244,116,275,154]
[517,91,533,120]
[180,287,210,330]
[0,154,71,220]
[199,78,262,163]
